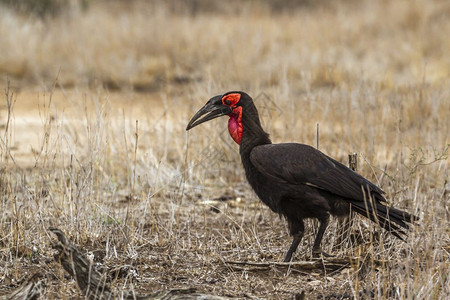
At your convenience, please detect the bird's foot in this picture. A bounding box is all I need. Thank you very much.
[312,248,334,259]
[283,251,294,262]
[283,256,292,263]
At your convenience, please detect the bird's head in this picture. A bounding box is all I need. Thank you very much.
[186,91,247,144]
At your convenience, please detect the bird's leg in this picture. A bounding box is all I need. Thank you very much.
[283,220,304,262]
[312,214,334,258]
[283,232,304,262]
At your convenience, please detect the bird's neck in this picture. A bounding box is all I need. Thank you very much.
[238,108,271,156]
[226,100,271,154]
[237,109,271,202]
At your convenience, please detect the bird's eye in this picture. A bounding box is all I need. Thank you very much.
[222,93,241,106]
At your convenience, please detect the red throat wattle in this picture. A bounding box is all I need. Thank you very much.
[228,106,243,144]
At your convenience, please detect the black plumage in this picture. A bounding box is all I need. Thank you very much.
[187,91,418,262]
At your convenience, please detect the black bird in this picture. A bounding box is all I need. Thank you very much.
[186,91,418,262]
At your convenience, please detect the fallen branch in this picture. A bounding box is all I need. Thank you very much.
[225,256,382,273]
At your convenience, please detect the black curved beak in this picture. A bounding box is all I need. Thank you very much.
[186,95,232,130]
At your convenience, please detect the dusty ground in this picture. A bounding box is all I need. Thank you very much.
[1,0,449,299]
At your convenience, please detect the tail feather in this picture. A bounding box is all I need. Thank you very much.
[350,202,407,240]
[349,196,418,240]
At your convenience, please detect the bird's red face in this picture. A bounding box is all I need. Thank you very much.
[222,93,243,144]
[186,92,244,144]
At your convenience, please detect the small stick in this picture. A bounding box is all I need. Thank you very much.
[348,153,358,171]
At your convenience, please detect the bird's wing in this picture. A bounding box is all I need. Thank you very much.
[249,143,385,202]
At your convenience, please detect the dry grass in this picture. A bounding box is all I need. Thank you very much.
[0,0,449,299]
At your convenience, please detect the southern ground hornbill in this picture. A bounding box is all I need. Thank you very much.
[186,91,418,262]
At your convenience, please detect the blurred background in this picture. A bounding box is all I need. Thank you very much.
[1,0,449,91]
[1,0,448,167]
